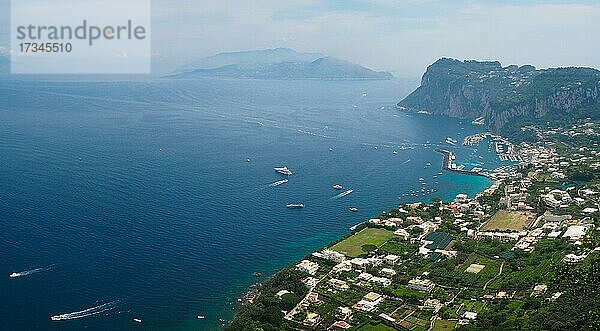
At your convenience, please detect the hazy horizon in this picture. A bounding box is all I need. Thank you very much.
[1,0,600,77]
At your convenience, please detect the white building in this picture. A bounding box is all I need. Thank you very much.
[407,278,435,292]
[296,260,319,275]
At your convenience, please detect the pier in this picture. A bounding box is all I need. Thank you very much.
[435,149,491,178]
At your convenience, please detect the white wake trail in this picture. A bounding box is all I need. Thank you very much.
[9,265,54,278]
[51,301,118,321]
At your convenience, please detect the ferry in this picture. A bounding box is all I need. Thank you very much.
[333,184,343,190]
[274,167,293,176]
[349,207,359,212]
[286,203,305,209]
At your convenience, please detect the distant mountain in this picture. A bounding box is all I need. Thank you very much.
[176,48,324,72]
[168,48,392,80]
[398,58,600,136]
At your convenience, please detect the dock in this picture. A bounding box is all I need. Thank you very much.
[435,149,491,178]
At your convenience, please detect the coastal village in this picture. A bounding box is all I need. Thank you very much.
[228,118,599,331]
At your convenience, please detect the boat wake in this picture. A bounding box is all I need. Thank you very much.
[331,189,354,200]
[9,265,54,278]
[269,179,289,187]
[51,301,118,321]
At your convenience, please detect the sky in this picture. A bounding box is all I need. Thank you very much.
[2,0,600,77]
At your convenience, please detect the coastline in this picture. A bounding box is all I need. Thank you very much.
[227,130,506,329]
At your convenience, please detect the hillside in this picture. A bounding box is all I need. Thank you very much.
[167,49,392,80]
[398,58,600,137]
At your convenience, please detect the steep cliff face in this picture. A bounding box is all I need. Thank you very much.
[399,58,600,134]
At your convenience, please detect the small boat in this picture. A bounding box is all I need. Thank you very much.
[329,148,333,152]
[426,162,432,166]
[133,318,142,323]
[9,272,19,278]
[349,207,358,212]
[246,159,251,162]
[274,167,293,176]
[197,315,205,320]
[438,172,443,175]
[286,204,305,209]
[253,272,262,277]
[333,184,343,190]
[419,178,425,181]
[393,151,398,155]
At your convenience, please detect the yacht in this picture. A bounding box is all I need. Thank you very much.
[333,184,343,190]
[286,203,305,209]
[274,167,293,176]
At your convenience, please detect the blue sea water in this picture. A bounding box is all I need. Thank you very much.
[0,78,504,330]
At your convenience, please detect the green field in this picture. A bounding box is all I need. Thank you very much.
[356,322,396,331]
[432,319,457,331]
[481,210,535,231]
[331,228,394,257]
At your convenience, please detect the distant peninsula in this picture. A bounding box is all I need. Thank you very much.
[398,58,600,138]
[166,48,393,80]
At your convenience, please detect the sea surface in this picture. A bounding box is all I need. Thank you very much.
[0,78,506,330]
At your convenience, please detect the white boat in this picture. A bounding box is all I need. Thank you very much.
[197,315,205,320]
[133,318,142,323]
[393,151,398,155]
[9,272,18,278]
[329,148,333,151]
[333,184,343,190]
[336,189,354,198]
[349,207,358,212]
[270,179,289,187]
[274,167,293,176]
[286,204,305,209]
[426,162,432,166]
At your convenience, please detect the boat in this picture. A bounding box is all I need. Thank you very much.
[329,148,333,151]
[336,189,354,198]
[419,177,425,181]
[393,151,398,155]
[274,167,293,176]
[426,162,432,166]
[133,318,142,323]
[197,315,205,320]
[349,207,358,212]
[9,272,19,278]
[270,179,289,187]
[286,204,305,209]
[246,159,251,162]
[438,172,443,175]
[333,184,343,190]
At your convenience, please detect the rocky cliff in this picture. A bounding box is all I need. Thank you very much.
[398,58,600,134]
